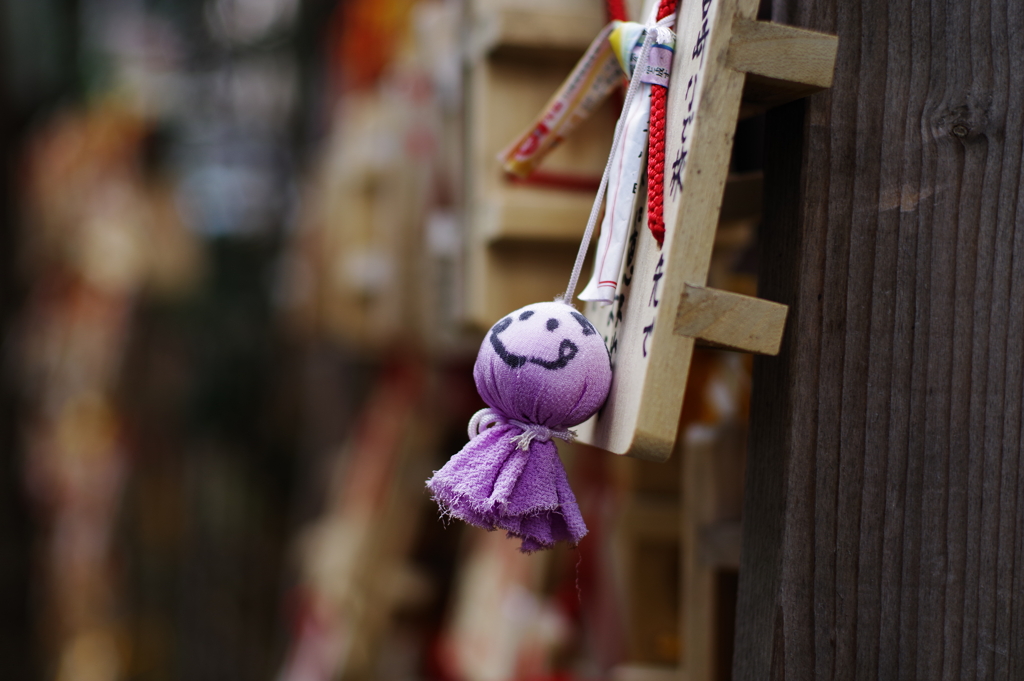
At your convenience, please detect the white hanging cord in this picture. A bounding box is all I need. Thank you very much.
[561,18,674,305]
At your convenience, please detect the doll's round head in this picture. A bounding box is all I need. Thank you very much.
[473,301,612,428]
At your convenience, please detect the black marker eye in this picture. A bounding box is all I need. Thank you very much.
[546,318,560,331]
[570,311,597,336]
[519,310,535,321]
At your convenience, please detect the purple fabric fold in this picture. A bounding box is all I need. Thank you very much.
[426,422,587,552]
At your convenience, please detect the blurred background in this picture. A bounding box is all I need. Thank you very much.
[0,0,764,680]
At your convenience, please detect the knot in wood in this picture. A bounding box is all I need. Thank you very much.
[933,95,996,144]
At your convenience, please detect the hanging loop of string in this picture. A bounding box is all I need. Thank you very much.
[467,408,504,440]
[561,16,676,305]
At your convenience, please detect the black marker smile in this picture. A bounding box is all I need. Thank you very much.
[490,316,581,370]
[528,338,578,369]
[490,318,527,367]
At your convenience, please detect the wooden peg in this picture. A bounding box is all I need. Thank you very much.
[728,17,839,117]
[674,284,788,356]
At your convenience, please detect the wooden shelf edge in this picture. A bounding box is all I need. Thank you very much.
[469,7,604,57]
[482,173,764,244]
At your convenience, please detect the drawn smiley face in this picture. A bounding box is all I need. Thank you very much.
[488,302,602,371]
[474,301,612,427]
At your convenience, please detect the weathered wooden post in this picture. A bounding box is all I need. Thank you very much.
[736,0,1024,678]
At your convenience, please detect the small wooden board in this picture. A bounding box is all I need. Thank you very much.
[580,0,837,460]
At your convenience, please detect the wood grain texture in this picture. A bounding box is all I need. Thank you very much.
[734,0,1024,679]
[674,284,788,356]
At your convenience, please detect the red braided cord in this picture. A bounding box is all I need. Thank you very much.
[656,0,677,22]
[647,85,669,245]
[646,0,678,246]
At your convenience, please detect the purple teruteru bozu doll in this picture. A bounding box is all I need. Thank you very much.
[427,300,612,552]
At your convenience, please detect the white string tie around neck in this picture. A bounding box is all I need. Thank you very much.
[468,408,577,450]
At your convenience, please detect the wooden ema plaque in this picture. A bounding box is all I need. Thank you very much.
[580,0,837,461]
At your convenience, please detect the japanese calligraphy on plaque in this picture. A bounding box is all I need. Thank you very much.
[578,0,838,461]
